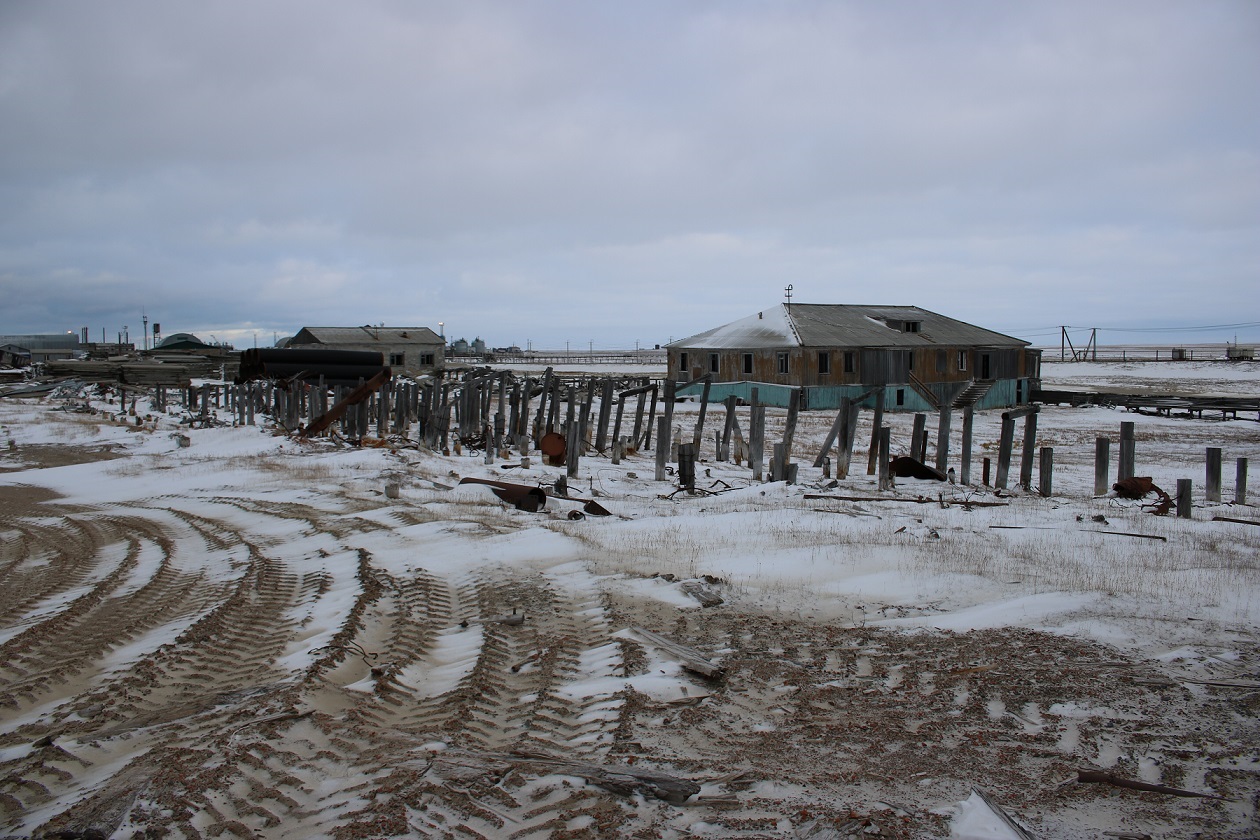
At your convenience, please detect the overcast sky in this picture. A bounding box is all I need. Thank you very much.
[2,1,1257,350]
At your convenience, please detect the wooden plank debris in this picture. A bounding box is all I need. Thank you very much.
[630,626,723,678]
[1076,769,1224,799]
[971,788,1035,840]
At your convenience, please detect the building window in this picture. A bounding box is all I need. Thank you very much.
[905,321,921,333]
[906,351,914,370]
[777,352,789,375]
[958,351,967,372]
[420,353,435,366]
[818,351,830,375]
[709,352,719,374]
[843,352,855,374]
[896,388,905,406]
[679,352,688,374]
[743,353,753,375]
[389,352,405,366]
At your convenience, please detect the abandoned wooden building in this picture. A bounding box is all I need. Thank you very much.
[287,326,445,377]
[668,304,1041,411]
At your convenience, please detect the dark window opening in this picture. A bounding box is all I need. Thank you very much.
[958,351,967,372]
[906,351,914,370]
[777,352,789,375]
[905,321,921,333]
[679,352,688,373]
[896,388,905,406]
[709,353,720,373]
[742,353,753,375]
[420,353,435,366]
[389,353,405,366]
[818,351,830,375]
[844,352,855,373]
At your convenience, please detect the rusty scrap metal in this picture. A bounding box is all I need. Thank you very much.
[1112,475,1173,515]
[458,477,548,512]
[539,432,567,465]
[889,456,946,481]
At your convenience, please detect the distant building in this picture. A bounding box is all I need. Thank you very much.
[668,303,1040,411]
[288,326,445,376]
[155,332,216,351]
[1,344,33,368]
[0,333,81,363]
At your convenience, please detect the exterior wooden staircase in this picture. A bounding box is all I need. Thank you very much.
[952,379,995,409]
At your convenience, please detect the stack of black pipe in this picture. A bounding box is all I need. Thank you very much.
[236,348,386,385]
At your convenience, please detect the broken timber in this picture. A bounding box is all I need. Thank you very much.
[1075,769,1224,799]
[630,626,723,678]
[300,368,392,438]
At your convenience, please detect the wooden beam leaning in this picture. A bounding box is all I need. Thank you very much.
[301,368,393,438]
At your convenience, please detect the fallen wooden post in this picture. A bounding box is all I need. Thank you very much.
[630,626,723,677]
[1211,515,1260,527]
[1076,769,1223,799]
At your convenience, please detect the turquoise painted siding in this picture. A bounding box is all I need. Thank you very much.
[676,378,1031,411]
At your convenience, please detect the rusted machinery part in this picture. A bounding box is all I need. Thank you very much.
[459,477,548,512]
[539,432,567,464]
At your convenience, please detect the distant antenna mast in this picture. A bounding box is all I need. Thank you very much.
[784,284,794,309]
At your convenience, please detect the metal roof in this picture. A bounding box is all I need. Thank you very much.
[669,304,1028,350]
[293,326,444,345]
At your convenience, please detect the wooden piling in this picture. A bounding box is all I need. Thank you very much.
[595,379,614,452]
[1206,447,1222,503]
[1176,479,1193,519]
[867,389,885,475]
[1018,411,1038,491]
[655,416,669,481]
[692,376,712,448]
[720,395,738,461]
[877,427,892,491]
[960,406,974,485]
[935,407,952,473]
[1237,458,1249,506]
[1118,421,1136,481]
[749,404,765,482]
[910,413,926,463]
[1094,437,1111,496]
[995,416,1015,489]
[1039,447,1053,497]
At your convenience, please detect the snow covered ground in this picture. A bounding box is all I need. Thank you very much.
[0,362,1257,839]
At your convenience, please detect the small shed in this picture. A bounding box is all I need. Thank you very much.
[668,304,1040,411]
[289,326,445,377]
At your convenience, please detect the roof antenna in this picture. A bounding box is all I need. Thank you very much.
[784,283,793,309]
